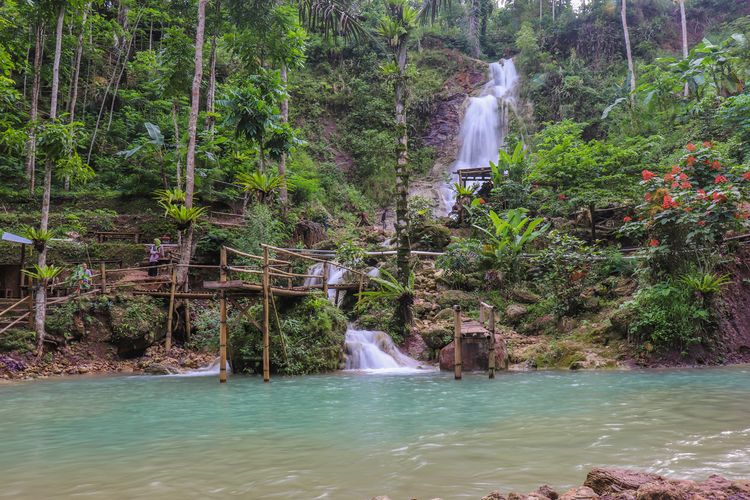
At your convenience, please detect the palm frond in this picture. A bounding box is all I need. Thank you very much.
[297,0,367,40]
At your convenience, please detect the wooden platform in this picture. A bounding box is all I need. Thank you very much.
[202,279,360,297]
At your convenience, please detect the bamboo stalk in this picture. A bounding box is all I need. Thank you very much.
[262,246,270,382]
[219,246,227,383]
[454,305,462,380]
[0,295,30,318]
[322,261,329,296]
[488,305,496,379]
[165,265,177,351]
[100,262,107,294]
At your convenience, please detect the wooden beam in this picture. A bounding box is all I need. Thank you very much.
[219,246,228,383]
[165,265,177,351]
[453,305,462,380]
[262,246,270,382]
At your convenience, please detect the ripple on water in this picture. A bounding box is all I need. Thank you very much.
[1,367,750,498]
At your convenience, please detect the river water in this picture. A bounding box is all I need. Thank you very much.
[1,367,750,498]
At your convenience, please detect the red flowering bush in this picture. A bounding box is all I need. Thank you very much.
[622,142,750,274]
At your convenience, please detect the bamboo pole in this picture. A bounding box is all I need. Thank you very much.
[488,305,496,379]
[262,246,271,382]
[185,299,191,343]
[322,261,329,296]
[286,264,292,289]
[165,265,177,351]
[219,246,227,383]
[453,305,462,380]
[100,262,107,294]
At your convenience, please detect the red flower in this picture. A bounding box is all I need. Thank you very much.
[678,173,688,180]
[671,165,681,175]
[712,192,727,203]
[478,198,486,205]
[738,212,750,220]
[623,216,632,222]
[649,239,660,247]
[697,189,707,199]
[743,172,750,181]
[687,156,696,166]
[684,206,693,212]
[698,220,706,226]
[702,141,712,148]
[686,143,697,152]
[671,182,679,188]
[664,173,675,182]
[680,181,692,189]
[714,175,728,184]
[645,193,652,202]
[558,193,567,200]
[642,170,657,181]
[711,160,722,170]
[662,194,678,209]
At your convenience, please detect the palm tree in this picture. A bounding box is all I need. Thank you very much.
[621,0,636,106]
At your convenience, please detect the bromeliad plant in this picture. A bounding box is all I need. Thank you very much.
[22,264,64,283]
[21,227,55,253]
[161,204,207,230]
[358,269,415,334]
[621,142,750,275]
[154,188,187,207]
[474,208,550,280]
[236,170,286,205]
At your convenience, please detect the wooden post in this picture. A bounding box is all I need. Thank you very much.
[453,305,462,380]
[218,247,228,383]
[18,244,26,298]
[165,265,177,351]
[357,274,364,306]
[185,299,191,343]
[27,289,34,328]
[262,246,271,382]
[286,264,292,289]
[99,262,107,294]
[322,261,329,296]
[488,305,496,379]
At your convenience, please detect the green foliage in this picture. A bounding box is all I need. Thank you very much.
[0,329,35,353]
[236,170,286,204]
[436,239,485,289]
[23,264,64,282]
[109,295,166,344]
[679,270,732,295]
[161,204,207,229]
[624,282,712,351]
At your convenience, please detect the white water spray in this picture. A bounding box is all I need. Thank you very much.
[344,327,428,373]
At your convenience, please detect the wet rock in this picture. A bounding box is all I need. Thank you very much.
[634,478,696,499]
[558,486,598,499]
[481,492,507,500]
[142,362,180,375]
[421,327,453,351]
[533,485,559,499]
[505,304,529,322]
[608,309,634,340]
[527,314,556,334]
[585,468,664,496]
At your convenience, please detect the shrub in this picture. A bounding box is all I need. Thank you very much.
[624,282,712,352]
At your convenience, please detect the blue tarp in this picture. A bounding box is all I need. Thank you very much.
[1,232,32,245]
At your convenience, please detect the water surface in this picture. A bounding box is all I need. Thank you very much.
[1,367,750,498]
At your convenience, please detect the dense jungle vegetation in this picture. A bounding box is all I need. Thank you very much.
[1,0,750,373]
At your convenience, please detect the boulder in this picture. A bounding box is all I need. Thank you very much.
[505,304,529,322]
[584,468,664,496]
[434,308,455,321]
[439,334,508,372]
[481,492,507,500]
[558,486,598,500]
[511,288,542,304]
[142,362,180,375]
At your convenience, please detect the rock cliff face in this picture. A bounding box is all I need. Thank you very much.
[715,247,750,364]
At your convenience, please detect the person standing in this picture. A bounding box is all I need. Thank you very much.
[148,239,162,277]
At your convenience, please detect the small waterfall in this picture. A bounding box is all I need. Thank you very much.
[304,262,348,306]
[173,358,230,377]
[439,58,520,214]
[344,327,427,373]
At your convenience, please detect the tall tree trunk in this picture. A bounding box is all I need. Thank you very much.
[177,0,208,291]
[35,4,65,358]
[621,0,636,106]
[204,0,220,132]
[172,100,182,189]
[679,0,689,96]
[394,41,410,288]
[278,63,289,205]
[25,23,44,196]
[467,0,482,58]
[65,3,90,191]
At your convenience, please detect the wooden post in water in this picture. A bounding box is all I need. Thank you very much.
[322,261,329,296]
[488,305,496,379]
[262,246,271,382]
[219,246,228,383]
[99,262,107,294]
[453,305,462,380]
[165,265,177,351]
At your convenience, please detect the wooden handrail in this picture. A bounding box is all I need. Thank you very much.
[0,296,29,318]
[224,245,290,265]
[261,244,371,279]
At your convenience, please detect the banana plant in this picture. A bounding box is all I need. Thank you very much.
[473,208,549,276]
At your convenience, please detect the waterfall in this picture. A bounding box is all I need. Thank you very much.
[173,358,231,377]
[439,58,520,214]
[344,327,428,373]
[304,262,349,306]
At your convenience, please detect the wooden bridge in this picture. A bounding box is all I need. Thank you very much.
[203,244,374,384]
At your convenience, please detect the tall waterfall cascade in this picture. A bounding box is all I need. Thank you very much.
[437,58,520,214]
[344,327,427,372]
